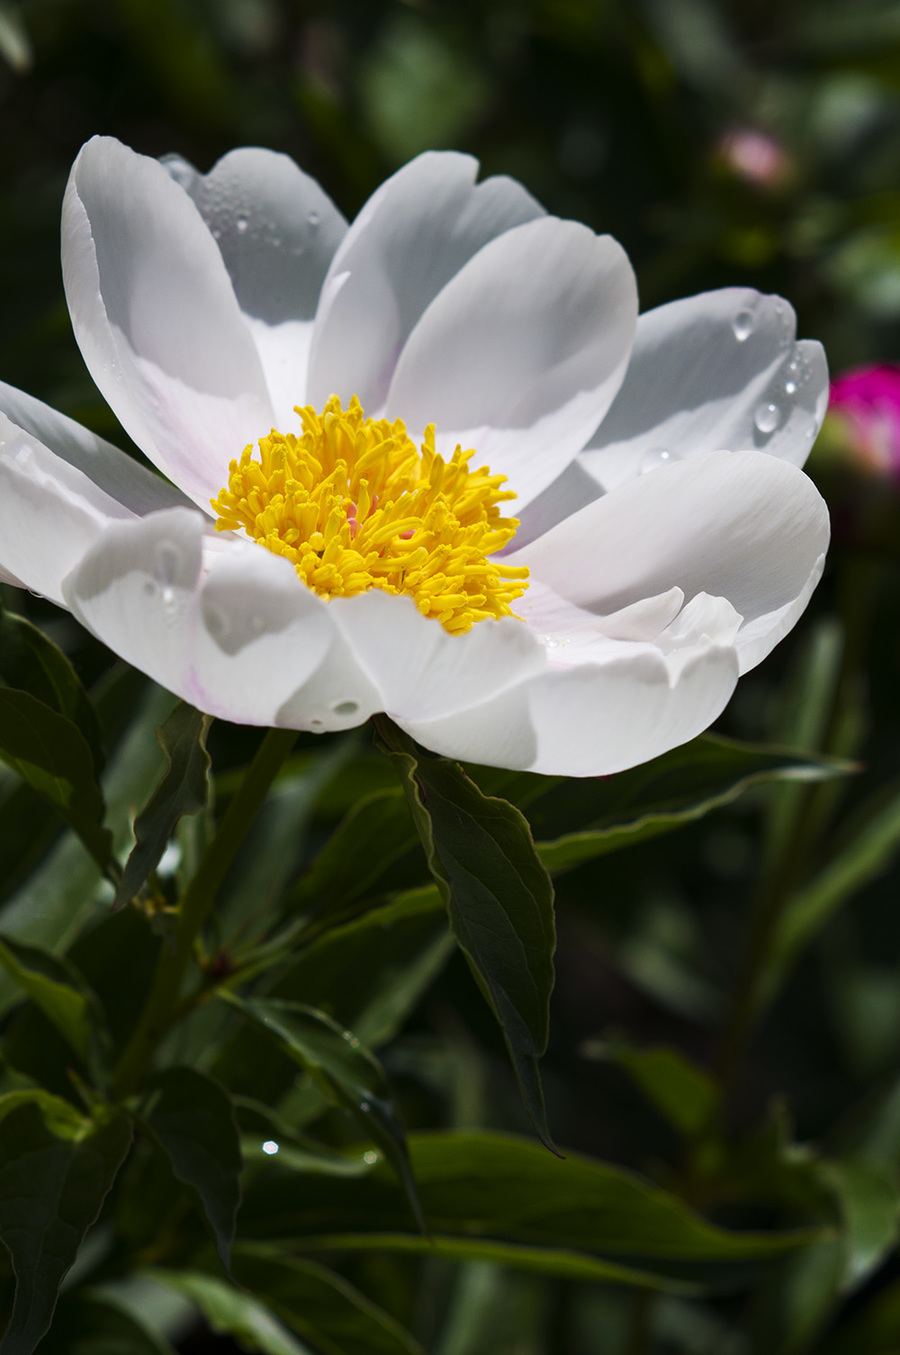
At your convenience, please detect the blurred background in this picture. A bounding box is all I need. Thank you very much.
[4,1,900,1351]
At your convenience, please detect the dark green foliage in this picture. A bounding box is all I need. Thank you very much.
[3,2,900,1351]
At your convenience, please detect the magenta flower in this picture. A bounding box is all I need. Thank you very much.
[829,364,900,477]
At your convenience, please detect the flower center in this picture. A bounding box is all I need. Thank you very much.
[210,395,529,634]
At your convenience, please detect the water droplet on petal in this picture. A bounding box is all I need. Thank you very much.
[142,580,157,598]
[310,717,323,729]
[154,540,181,586]
[261,1140,279,1155]
[784,379,798,396]
[732,309,755,341]
[236,216,249,234]
[308,209,320,228]
[363,1150,378,1165]
[640,446,679,474]
[205,604,229,641]
[359,1100,371,1113]
[332,699,359,716]
[754,402,781,434]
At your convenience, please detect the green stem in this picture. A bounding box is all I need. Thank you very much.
[713,557,877,1087]
[111,726,298,1100]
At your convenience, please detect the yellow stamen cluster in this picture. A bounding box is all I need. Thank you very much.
[210,395,529,634]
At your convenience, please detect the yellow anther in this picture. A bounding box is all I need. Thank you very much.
[210,395,528,634]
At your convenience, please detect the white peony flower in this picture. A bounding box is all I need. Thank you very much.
[0,137,829,775]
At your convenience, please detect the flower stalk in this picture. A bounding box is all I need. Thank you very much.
[111,726,298,1100]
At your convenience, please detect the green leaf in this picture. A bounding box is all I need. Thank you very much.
[375,720,557,1151]
[0,608,104,773]
[146,1270,314,1355]
[114,702,212,908]
[769,781,900,994]
[0,1100,132,1355]
[0,937,95,1065]
[35,1291,177,1355]
[222,994,423,1232]
[231,1245,426,1355]
[240,1131,820,1288]
[285,787,418,924]
[270,887,450,1047]
[820,1156,900,1289]
[533,735,852,871]
[0,689,111,869]
[0,684,176,962]
[140,1066,242,1272]
[582,1038,718,1138]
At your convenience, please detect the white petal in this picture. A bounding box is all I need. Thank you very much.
[386,217,638,509]
[399,636,740,776]
[162,148,347,424]
[517,579,686,660]
[0,379,190,514]
[580,288,829,492]
[509,450,829,634]
[0,414,138,606]
[62,137,274,510]
[733,550,827,673]
[307,151,545,415]
[326,589,545,722]
[62,511,383,730]
[512,458,604,550]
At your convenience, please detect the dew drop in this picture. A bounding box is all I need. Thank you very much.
[332,699,359,716]
[142,580,157,598]
[261,1140,279,1156]
[211,227,222,241]
[161,586,175,608]
[236,216,249,234]
[205,604,229,642]
[154,540,181,586]
[310,718,323,729]
[359,1100,371,1113]
[542,635,561,650]
[732,309,755,341]
[784,379,798,396]
[640,446,679,474]
[308,209,320,228]
[363,1150,378,1165]
[754,402,781,434]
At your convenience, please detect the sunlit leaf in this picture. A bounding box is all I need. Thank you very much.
[0,937,105,1072]
[114,702,211,909]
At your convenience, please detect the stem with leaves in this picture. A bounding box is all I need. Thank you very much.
[111,727,298,1100]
